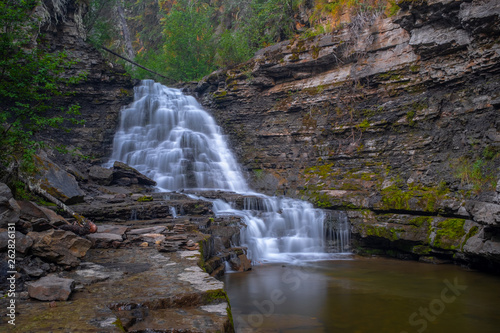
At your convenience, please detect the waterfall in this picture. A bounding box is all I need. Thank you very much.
[110,80,350,263]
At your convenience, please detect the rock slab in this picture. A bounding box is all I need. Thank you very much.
[28,275,75,301]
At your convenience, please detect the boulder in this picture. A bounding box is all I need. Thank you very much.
[229,254,252,272]
[34,155,85,204]
[16,231,34,254]
[89,165,114,185]
[28,229,92,268]
[87,233,123,248]
[96,224,128,236]
[28,275,75,301]
[112,161,157,186]
[18,201,68,226]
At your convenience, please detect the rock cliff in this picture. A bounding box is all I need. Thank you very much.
[195,0,500,272]
[35,0,135,161]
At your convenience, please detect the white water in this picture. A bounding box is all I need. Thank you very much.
[110,80,349,263]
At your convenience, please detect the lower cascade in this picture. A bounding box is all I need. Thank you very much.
[109,80,350,263]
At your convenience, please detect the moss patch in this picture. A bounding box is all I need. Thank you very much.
[433,219,465,250]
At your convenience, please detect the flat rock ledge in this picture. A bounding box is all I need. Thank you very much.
[9,245,233,332]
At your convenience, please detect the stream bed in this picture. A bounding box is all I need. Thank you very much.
[224,255,500,333]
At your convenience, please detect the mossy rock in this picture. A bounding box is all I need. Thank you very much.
[432,218,465,250]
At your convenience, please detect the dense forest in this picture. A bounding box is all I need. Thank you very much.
[0,0,398,174]
[86,0,399,82]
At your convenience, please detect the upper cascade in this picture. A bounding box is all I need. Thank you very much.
[110,80,349,263]
[110,79,247,192]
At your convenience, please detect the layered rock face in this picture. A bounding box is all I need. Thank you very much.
[196,0,500,272]
[36,0,134,160]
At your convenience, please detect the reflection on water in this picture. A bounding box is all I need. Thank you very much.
[224,256,500,333]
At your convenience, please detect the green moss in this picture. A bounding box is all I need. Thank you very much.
[203,289,228,304]
[311,44,321,59]
[412,245,431,255]
[433,219,466,250]
[460,225,479,251]
[137,195,153,202]
[409,65,420,73]
[357,119,370,130]
[112,318,126,332]
[406,110,416,126]
[408,216,432,227]
[362,224,400,241]
[214,90,227,98]
[380,183,449,212]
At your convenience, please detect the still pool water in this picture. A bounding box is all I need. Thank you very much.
[223,255,500,333]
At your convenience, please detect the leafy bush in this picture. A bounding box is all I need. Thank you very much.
[0,0,85,171]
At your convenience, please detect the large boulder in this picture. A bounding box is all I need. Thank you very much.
[28,275,75,301]
[111,161,156,186]
[17,201,69,232]
[28,229,92,268]
[34,155,85,204]
[89,165,114,185]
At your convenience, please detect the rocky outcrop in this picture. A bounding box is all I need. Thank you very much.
[35,0,134,161]
[195,0,500,272]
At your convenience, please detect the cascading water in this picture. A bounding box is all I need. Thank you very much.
[109,80,349,263]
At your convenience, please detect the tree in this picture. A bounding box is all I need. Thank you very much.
[0,0,85,171]
[160,0,217,81]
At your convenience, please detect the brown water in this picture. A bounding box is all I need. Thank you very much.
[223,255,500,333]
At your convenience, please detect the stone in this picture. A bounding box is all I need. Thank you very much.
[0,182,13,200]
[28,275,75,301]
[96,224,128,236]
[112,161,157,186]
[16,231,34,254]
[34,154,85,204]
[0,183,20,228]
[468,202,500,225]
[127,226,166,235]
[22,265,45,277]
[29,229,92,268]
[87,233,123,248]
[0,231,32,253]
[139,233,166,244]
[229,254,252,272]
[89,166,114,185]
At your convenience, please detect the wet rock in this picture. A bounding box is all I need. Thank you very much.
[229,254,252,272]
[89,165,114,185]
[139,233,165,244]
[87,233,123,248]
[112,161,157,186]
[28,275,75,301]
[73,262,113,284]
[127,226,166,235]
[34,154,85,204]
[29,229,92,268]
[96,224,128,236]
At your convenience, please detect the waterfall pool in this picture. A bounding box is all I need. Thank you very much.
[224,256,500,333]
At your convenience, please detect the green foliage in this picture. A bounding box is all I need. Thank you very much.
[158,0,217,81]
[0,0,86,170]
[453,150,499,192]
[84,0,120,48]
